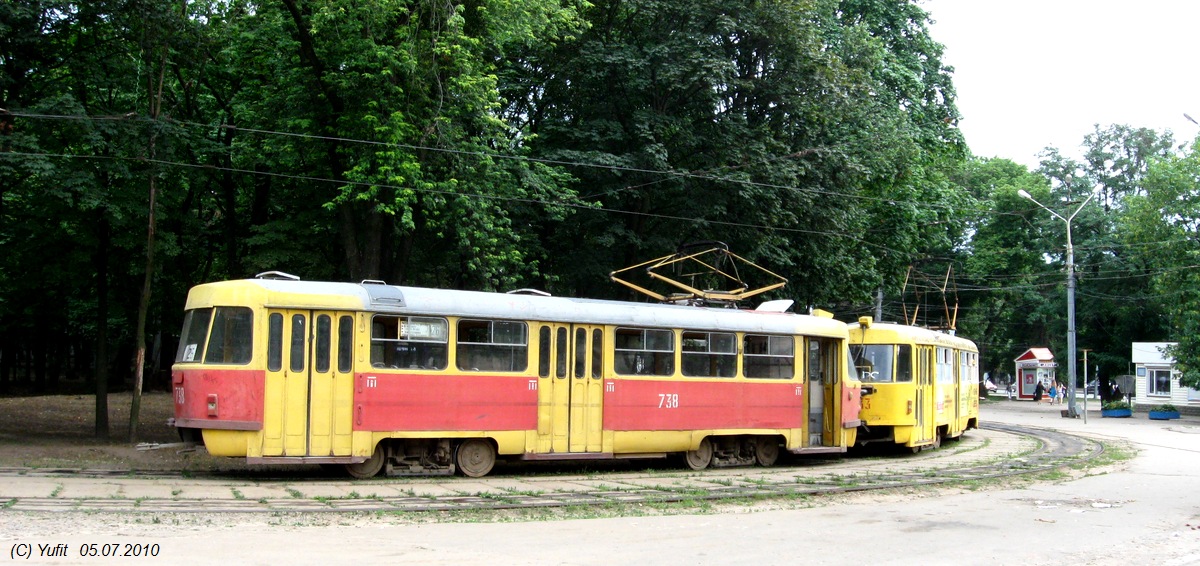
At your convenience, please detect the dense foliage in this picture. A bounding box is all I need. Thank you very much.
[3,0,1199,436]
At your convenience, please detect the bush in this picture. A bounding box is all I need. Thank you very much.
[1150,403,1178,413]
[1102,400,1131,411]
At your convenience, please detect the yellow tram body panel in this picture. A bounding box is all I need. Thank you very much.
[172,276,865,476]
[849,318,980,449]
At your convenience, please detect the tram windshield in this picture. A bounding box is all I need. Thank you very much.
[850,344,895,383]
[175,307,254,365]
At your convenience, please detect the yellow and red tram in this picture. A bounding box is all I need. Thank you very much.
[848,318,979,451]
[172,273,864,477]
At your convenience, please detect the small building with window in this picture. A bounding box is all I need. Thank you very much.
[1014,347,1056,400]
[1131,342,1199,409]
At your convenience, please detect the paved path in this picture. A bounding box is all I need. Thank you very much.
[2,399,1198,565]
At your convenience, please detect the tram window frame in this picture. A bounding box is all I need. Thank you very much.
[267,313,283,372]
[337,316,353,373]
[538,326,551,378]
[681,331,736,378]
[176,308,213,363]
[574,327,587,379]
[289,314,306,372]
[369,315,448,370]
[315,314,332,373]
[455,319,529,373]
[613,327,675,376]
[958,351,974,386]
[895,344,913,382]
[202,307,254,365]
[936,347,954,384]
[850,344,895,383]
[555,327,568,378]
[744,334,794,379]
[591,328,603,378]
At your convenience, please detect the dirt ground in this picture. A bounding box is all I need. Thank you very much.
[3,400,1198,566]
[0,392,244,471]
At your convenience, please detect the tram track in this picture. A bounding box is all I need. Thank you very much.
[0,423,1107,513]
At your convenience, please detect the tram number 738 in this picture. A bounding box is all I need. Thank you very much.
[658,393,680,409]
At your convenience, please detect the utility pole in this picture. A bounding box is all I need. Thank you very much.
[875,287,883,322]
[1081,349,1091,424]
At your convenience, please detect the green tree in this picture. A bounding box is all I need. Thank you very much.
[952,157,1051,380]
[506,0,966,308]
[1125,135,1200,387]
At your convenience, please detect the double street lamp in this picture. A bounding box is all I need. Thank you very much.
[1018,185,1098,419]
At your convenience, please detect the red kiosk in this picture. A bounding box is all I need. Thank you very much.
[1014,348,1056,400]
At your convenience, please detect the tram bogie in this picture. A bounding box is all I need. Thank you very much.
[171,275,865,477]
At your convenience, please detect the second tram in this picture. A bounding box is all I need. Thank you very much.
[849,317,979,451]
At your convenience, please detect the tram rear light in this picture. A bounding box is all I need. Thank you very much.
[207,394,218,417]
[906,400,912,415]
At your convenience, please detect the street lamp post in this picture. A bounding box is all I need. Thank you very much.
[1018,185,1098,419]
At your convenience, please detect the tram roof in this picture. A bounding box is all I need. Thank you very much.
[185,278,849,337]
[848,320,979,351]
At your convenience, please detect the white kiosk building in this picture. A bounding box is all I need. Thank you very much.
[1131,342,1199,409]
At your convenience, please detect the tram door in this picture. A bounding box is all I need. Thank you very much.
[952,350,965,435]
[263,310,354,457]
[912,345,934,445]
[807,338,839,447]
[538,324,604,454]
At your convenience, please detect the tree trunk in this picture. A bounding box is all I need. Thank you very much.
[95,211,110,439]
[130,2,179,442]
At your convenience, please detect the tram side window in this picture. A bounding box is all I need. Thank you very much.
[896,344,913,382]
[613,327,674,376]
[176,307,253,365]
[370,315,448,370]
[681,331,736,378]
[850,344,894,382]
[937,347,954,384]
[456,319,529,372]
[744,334,794,379]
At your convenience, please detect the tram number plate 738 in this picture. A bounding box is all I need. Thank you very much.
[658,393,679,409]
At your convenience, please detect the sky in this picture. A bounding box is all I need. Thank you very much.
[921,0,1200,169]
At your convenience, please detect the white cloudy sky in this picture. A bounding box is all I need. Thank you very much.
[921,0,1200,168]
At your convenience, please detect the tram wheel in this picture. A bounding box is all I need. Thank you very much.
[684,437,713,470]
[345,443,386,479]
[754,437,780,467]
[456,438,497,478]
